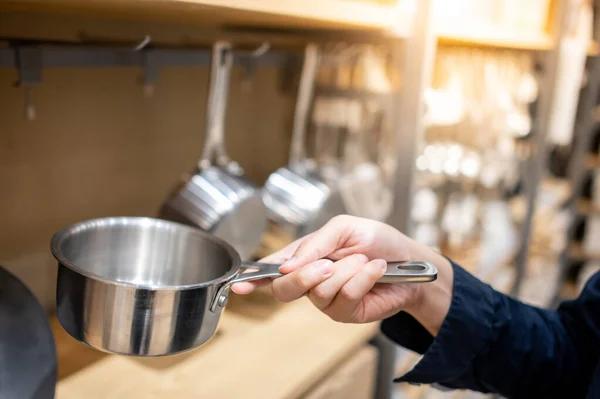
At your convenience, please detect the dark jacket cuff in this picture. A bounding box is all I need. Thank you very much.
[381,260,497,386]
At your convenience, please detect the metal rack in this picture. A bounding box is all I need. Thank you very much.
[511,0,573,297]
[552,56,600,306]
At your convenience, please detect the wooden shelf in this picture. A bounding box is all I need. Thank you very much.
[0,0,413,37]
[577,199,600,216]
[437,25,553,51]
[587,153,600,169]
[56,297,379,398]
[569,242,600,262]
[436,23,598,54]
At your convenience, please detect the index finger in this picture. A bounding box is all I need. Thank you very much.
[279,215,356,274]
[230,234,311,295]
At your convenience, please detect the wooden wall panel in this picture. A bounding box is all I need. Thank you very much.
[0,65,295,308]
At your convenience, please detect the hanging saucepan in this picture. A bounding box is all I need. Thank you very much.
[262,44,345,239]
[160,41,267,261]
[51,216,438,356]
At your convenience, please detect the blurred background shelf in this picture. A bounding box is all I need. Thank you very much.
[569,242,600,262]
[0,0,414,37]
[437,27,598,53]
[587,154,600,169]
[437,25,553,51]
[577,199,600,216]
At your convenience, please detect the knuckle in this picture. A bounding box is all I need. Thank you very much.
[338,285,356,302]
[310,285,330,302]
[350,253,366,263]
[270,282,286,302]
[295,268,316,290]
[331,214,351,225]
[342,253,368,268]
[297,242,323,260]
[325,310,346,323]
[271,280,293,303]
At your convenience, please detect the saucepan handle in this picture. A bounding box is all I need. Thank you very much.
[209,260,437,312]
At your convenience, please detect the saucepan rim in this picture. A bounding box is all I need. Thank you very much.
[50,216,242,291]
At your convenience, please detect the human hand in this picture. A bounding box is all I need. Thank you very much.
[232,215,453,332]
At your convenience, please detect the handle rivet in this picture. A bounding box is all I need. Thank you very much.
[218,294,229,307]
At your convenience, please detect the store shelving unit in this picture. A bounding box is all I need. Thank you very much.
[0,0,414,39]
[554,69,600,302]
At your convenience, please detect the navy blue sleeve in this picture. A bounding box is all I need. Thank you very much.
[381,260,600,398]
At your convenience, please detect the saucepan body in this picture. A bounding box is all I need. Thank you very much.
[52,217,241,357]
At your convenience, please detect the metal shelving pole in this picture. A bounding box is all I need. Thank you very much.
[552,58,600,306]
[551,54,600,305]
[511,0,572,297]
[387,0,436,236]
[373,1,436,399]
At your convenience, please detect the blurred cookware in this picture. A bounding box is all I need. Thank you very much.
[160,41,266,261]
[52,217,438,356]
[262,44,345,239]
[0,265,57,399]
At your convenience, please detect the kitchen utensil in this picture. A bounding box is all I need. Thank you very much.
[160,41,267,261]
[262,44,345,239]
[0,265,57,399]
[51,216,438,357]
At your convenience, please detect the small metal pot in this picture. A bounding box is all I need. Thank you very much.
[262,44,346,239]
[160,41,266,261]
[51,217,437,357]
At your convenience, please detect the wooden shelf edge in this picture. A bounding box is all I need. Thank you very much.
[0,0,413,37]
[569,243,600,262]
[437,23,598,54]
[437,28,552,51]
[577,199,600,216]
[587,153,600,169]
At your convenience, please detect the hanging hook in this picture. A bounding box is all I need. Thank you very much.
[14,46,42,122]
[240,42,271,91]
[133,35,151,51]
[251,42,270,58]
[141,50,161,98]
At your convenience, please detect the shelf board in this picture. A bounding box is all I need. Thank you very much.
[57,298,379,398]
[587,153,600,169]
[437,26,553,51]
[577,199,600,216]
[569,242,600,262]
[436,23,598,54]
[0,0,413,38]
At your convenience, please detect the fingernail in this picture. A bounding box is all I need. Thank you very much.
[356,254,369,263]
[316,259,333,276]
[373,259,387,272]
[279,256,297,271]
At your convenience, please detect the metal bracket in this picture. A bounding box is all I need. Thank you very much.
[277,55,302,95]
[14,46,43,121]
[141,50,161,97]
[237,42,270,91]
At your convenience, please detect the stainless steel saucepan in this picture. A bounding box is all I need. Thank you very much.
[262,44,346,239]
[51,217,437,357]
[160,41,267,261]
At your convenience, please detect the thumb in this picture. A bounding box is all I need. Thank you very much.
[279,215,356,273]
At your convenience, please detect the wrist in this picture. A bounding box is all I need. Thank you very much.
[403,239,454,336]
